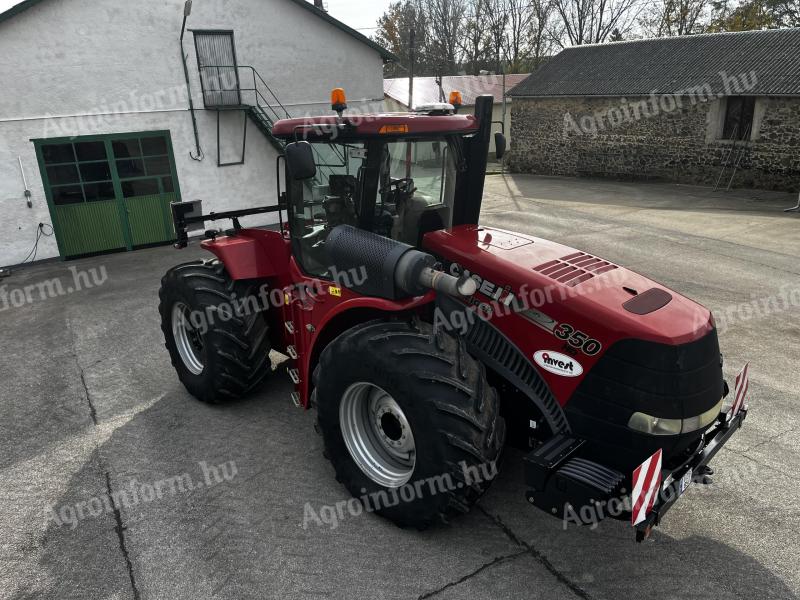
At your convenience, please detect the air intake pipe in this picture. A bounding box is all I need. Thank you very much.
[325,225,477,301]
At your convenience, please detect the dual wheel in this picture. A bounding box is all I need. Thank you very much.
[160,263,505,527]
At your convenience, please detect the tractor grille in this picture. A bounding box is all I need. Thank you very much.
[534,252,618,287]
[565,327,724,471]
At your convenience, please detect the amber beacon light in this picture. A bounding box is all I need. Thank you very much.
[331,88,348,116]
[448,90,463,111]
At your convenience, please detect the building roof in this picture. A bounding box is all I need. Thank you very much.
[509,28,800,98]
[0,0,397,62]
[384,74,529,108]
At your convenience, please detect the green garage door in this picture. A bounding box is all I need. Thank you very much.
[35,131,181,259]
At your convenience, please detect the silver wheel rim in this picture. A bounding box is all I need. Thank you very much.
[172,302,204,375]
[339,382,416,488]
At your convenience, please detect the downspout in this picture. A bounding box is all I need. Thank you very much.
[180,0,203,161]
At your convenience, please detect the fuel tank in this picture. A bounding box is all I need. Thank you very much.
[423,225,724,470]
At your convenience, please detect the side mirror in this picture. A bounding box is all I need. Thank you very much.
[495,132,507,160]
[285,141,317,180]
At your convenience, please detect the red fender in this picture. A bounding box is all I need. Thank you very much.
[201,229,291,280]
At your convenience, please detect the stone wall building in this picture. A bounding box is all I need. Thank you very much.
[508,29,800,192]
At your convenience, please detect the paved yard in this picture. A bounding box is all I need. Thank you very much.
[1,175,798,600]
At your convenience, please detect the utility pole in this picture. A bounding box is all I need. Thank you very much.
[408,27,416,110]
[435,73,444,102]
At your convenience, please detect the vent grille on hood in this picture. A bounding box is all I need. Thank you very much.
[534,252,618,287]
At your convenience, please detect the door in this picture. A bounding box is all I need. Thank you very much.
[36,132,181,259]
[194,31,241,108]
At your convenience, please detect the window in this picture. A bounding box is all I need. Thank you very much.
[39,133,176,206]
[383,140,453,207]
[722,97,756,140]
[115,136,174,199]
[288,139,458,277]
[41,140,114,206]
[290,143,366,277]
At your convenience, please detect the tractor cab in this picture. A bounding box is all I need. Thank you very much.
[271,90,501,278]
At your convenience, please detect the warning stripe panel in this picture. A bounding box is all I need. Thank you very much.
[631,448,663,526]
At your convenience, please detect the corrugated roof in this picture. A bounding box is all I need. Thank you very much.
[509,28,800,97]
[0,0,397,62]
[385,74,529,107]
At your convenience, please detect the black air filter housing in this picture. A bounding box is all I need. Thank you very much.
[325,225,433,300]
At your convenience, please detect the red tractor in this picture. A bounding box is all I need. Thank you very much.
[159,92,749,540]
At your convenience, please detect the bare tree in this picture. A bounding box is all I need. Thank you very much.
[423,0,469,73]
[503,0,556,70]
[640,0,709,36]
[484,0,509,71]
[459,0,491,74]
[551,0,643,45]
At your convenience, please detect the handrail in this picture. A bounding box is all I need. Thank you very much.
[198,65,290,121]
[197,64,342,187]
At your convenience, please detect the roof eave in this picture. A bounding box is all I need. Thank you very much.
[285,0,398,63]
[0,0,45,26]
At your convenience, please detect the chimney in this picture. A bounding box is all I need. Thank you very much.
[314,0,326,10]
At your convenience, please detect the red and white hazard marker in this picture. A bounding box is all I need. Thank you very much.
[729,362,750,419]
[631,448,663,526]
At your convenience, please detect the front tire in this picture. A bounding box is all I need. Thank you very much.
[159,260,271,404]
[315,319,505,529]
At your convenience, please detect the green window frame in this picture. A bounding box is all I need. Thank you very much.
[33,130,183,258]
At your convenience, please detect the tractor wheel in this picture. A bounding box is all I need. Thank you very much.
[158,260,271,404]
[315,319,505,529]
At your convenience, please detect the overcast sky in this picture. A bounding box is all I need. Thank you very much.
[0,0,394,32]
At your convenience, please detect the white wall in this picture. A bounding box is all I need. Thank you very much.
[0,0,386,266]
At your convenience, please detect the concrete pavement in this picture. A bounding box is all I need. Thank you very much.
[0,174,797,599]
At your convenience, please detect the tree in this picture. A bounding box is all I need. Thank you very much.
[422,0,469,73]
[640,0,710,36]
[708,0,799,30]
[459,0,491,74]
[375,1,433,77]
[551,0,643,46]
[502,0,556,71]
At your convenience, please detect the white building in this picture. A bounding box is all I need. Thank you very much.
[0,0,393,266]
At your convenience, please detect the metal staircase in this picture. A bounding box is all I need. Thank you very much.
[198,64,338,188]
[199,64,290,157]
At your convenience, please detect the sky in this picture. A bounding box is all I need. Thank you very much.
[326,0,393,33]
[0,0,395,32]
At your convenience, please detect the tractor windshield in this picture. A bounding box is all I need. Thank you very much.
[289,138,458,278]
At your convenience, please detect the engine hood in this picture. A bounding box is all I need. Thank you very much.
[423,225,713,347]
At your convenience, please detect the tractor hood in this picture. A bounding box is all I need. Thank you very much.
[423,225,724,470]
[423,225,714,347]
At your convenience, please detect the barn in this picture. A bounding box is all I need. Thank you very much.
[509,29,800,192]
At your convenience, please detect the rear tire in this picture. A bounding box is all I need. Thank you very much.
[159,260,271,404]
[315,318,505,529]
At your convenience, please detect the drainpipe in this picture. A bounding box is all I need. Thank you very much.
[181,0,203,161]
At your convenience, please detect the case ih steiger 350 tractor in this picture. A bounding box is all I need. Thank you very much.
[159,91,749,541]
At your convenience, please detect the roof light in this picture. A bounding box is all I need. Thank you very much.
[414,103,455,115]
[331,88,347,115]
[379,124,409,134]
[448,91,463,108]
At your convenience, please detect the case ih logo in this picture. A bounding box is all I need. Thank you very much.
[533,350,583,377]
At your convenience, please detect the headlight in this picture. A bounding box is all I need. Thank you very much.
[628,399,724,436]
